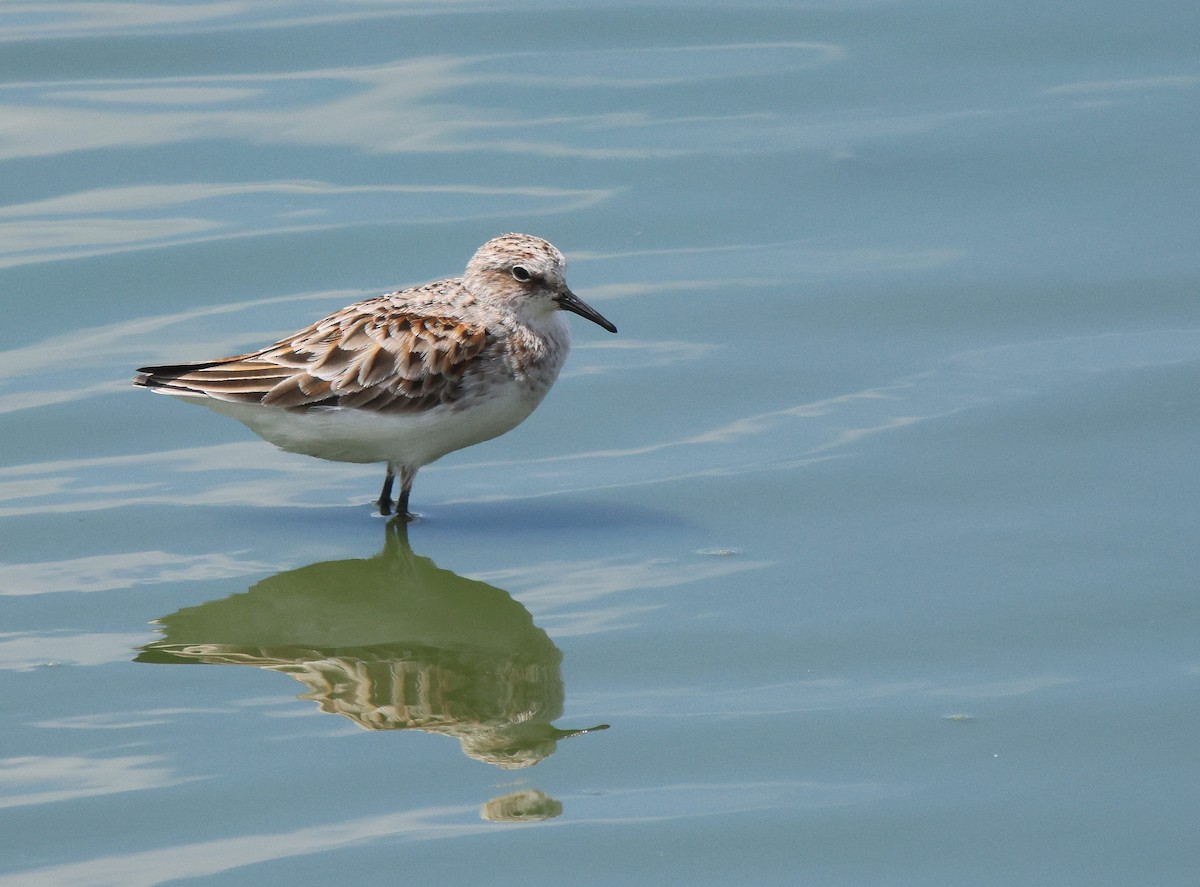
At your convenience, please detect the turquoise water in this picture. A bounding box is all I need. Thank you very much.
[2,1,1199,884]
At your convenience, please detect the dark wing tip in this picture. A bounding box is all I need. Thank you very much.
[133,360,227,388]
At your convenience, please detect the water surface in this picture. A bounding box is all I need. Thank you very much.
[1,1,1199,884]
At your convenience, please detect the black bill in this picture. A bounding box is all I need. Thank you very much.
[556,288,617,333]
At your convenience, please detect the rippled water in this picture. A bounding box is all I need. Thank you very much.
[2,2,1199,884]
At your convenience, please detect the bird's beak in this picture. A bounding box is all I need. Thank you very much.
[553,723,611,740]
[556,288,617,333]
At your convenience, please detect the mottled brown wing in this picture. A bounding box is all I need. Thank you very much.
[135,298,495,413]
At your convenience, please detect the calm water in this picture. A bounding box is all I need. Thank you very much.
[2,1,1199,884]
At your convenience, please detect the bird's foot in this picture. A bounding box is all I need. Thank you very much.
[375,500,418,523]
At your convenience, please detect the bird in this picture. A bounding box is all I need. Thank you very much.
[134,233,617,517]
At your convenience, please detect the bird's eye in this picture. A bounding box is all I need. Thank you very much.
[511,265,532,282]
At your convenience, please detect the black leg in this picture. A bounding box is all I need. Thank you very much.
[396,485,411,520]
[377,469,395,516]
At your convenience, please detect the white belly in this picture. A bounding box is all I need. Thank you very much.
[191,381,545,469]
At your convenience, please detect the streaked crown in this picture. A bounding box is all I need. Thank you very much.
[464,233,568,293]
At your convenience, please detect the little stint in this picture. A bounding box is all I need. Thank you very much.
[134,233,617,516]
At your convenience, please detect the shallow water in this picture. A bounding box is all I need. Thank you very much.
[2,1,1199,884]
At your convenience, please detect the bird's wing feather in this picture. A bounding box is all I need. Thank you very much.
[135,295,496,413]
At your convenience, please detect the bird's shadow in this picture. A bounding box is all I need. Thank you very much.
[409,496,690,536]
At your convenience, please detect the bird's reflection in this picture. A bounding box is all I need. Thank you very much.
[136,519,607,782]
[480,789,563,823]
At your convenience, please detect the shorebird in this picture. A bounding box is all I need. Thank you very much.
[134,233,617,517]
